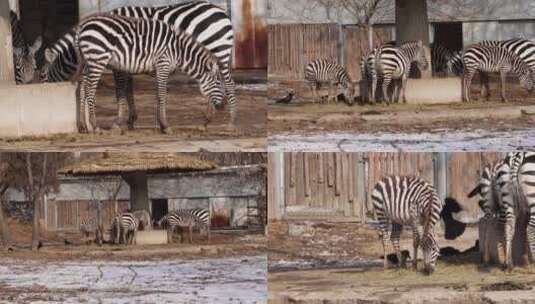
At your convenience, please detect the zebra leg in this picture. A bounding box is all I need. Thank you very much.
[463,70,475,103]
[112,71,130,130]
[391,223,403,268]
[401,76,409,104]
[189,224,193,244]
[371,74,378,104]
[500,70,508,102]
[155,63,172,134]
[503,209,516,271]
[479,72,490,101]
[381,227,391,270]
[83,63,107,132]
[125,76,137,130]
[382,76,392,105]
[77,76,88,133]
[411,223,421,270]
[527,211,535,263]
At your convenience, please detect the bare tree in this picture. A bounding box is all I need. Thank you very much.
[86,176,123,245]
[340,0,392,27]
[0,157,10,248]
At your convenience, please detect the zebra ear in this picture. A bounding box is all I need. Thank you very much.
[29,36,43,55]
[467,184,481,198]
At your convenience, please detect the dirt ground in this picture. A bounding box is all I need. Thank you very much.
[267,221,535,304]
[268,78,535,136]
[0,70,267,152]
[0,220,267,303]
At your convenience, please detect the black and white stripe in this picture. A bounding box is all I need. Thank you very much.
[40,29,77,83]
[360,41,396,103]
[73,14,225,134]
[372,41,429,104]
[41,1,236,126]
[10,10,42,84]
[371,175,443,274]
[462,44,534,102]
[112,212,139,245]
[304,59,354,104]
[158,208,210,243]
[446,50,463,76]
[431,43,453,75]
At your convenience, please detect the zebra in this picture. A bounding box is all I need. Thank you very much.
[371,176,444,274]
[431,43,454,75]
[157,208,211,243]
[71,14,225,134]
[10,10,42,84]
[468,159,510,267]
[462,45,534,102]
[446,50,463,77]
[360,41,396,103]
[112,212,139,245]
[40,1,236,128]
[372,40,429,104]
[304,59,355,104]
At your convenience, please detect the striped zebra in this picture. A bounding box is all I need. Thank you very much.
[111,212,140,245]
[304,59,355,104]
[371,176,444,274]
[41,1,236,128]
[431,43,453,75]
[158,208,210,243]
[10,10,42,84]
[462,45,534,102]
[446,50,463,76]
[71,14,225,134]
[372,40,429,104]
[360,41,396,103]
[132,210,152,231]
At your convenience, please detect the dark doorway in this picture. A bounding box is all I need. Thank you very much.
[151,199,168,222]
[434,22,463,52]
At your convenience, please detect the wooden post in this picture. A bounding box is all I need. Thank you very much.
[268,152,285,220]
[123,172,150,212]
[0,0,15,83]
[395,0,432,78]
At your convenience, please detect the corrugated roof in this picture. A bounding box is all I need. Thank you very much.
[59,153,217,175]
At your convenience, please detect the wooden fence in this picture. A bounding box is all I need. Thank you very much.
[268,152,502,222]
[268,23,393,80]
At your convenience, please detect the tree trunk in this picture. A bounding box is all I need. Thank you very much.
[123,172,150,213]
[31,195,41,250]
[395,0,432,78]
[0,198,10,248]
[0,0,15,83]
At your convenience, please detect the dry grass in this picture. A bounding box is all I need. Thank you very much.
[59,153,216,175]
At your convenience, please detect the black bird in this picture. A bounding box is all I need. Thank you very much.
[381,250,411,266]
[275,89,295,104]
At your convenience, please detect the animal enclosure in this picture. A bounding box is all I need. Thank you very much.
[268,152,502,221]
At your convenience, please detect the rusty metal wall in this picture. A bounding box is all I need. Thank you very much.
[232,0,268,69]
[268,23,339,80]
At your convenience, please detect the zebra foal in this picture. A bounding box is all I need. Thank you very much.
[304,59,355,104]
[71,14,225,134]
[462,45,534,102]
[372,41,429,104]
[372,176,443,274]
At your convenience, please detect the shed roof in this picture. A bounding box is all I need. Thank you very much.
[59,153,217,175]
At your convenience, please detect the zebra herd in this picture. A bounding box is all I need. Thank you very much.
[371,152,535,274]
[304,37,535,105]
[8,1,237,133]
[80,208,210,246]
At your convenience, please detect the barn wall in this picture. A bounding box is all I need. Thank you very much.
[270,152,503,222]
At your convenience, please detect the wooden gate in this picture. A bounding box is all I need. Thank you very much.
[268,23,339,80]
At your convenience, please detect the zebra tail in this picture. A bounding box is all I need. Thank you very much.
[511,176,528,216]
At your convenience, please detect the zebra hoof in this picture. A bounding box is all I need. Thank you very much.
[161,127,173,135]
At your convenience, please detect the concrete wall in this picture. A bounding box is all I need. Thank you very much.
[0,82,78,137]
[80,0,228,18]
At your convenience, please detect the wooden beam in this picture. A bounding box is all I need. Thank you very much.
[0,0,15,83]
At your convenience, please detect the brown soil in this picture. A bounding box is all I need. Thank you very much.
[268,79,535,135]
[1,219,266,261]
[0,71,267,151]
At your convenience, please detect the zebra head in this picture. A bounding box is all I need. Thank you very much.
[422,233,440,274]
[13,36,42,84]
[199,60,226,111]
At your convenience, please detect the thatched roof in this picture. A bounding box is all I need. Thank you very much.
[59,153,217,175]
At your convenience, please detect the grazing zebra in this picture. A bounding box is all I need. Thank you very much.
[446,50,463,76]
[304,59,355,104]
[431,43,453,75]
[371,176,443,274]
[9,10,42,84]
[41,1,236,128]
[372,40,429,104]
[112,212,140,245]
[158,209,211,243]
[71,14,225,134]
[462,45,534,102]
